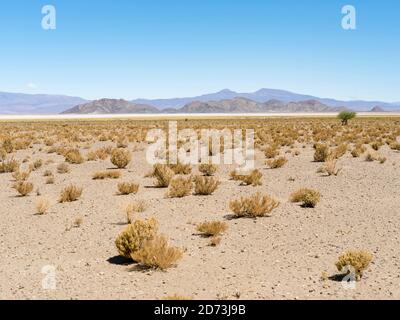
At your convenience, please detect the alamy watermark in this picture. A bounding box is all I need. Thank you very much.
[145,121,255,171]
[41,265,57,290]
[342,5,356,30]
[41,5,56,30]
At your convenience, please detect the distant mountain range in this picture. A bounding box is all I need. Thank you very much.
[0,92,86,114]
[132,88,400,111]
[62,97,349,114]
[1,88,400,114]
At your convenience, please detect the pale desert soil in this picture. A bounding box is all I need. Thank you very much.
[1,132,400,300]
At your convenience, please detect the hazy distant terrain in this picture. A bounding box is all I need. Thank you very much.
[0,92,87,114]
[1,88,400,114]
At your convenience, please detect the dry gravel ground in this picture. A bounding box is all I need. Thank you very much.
[1,127,400,300]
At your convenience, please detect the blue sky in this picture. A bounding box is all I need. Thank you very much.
[0,0,399,101]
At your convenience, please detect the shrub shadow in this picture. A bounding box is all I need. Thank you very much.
[328,273,346,282]
[107,255,133,266]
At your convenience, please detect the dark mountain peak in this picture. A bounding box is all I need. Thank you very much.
[62,98,159,114]
[370,106,386,112]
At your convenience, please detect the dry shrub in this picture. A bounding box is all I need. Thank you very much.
[65,149,84,164]
[335,250,373,280]
[168,162,192,175]
[32,159,43,170]
[290,188,321,208]
[118,182,139,195]
[115,218,159,258]
[57,163,70,174]
[314,143,330,162]
[131,235,183,270]
[0,158,20,173]
[370,141,381,151]
[12,169,31,181]
[197,221,228,237]
[111,148,131,169]
[15,181,34,196]
[167,176,193,198]
[230,169,262,186]
[43,170,53,177]
[87,146,111,161]
[59,185,83,203]
[73,217,83,228]
[198,163,218,176]
[264,146,279,159]
[152,164,175,187]
[0,148,6,160]
[331,144,347,159]
[365,151,386,163]
[229,192,279,218]
[317,156,341,176]
[46,176,55,184]
[209,236,222,247]
[266,156,288,169]
[36,198,50,215]
[92,170,121,180]
[2,138,13,153]
[194,176,220,195]
[390,142,400,151]
[351,145,366,157]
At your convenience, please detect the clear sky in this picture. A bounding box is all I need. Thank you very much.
[0,0,399,101]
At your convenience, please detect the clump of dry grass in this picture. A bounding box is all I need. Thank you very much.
[92,170,121,180]
[193,176,220,195]
[264,146,279,159]
[314,143,330,162]
[87,146,112,161]
[65,149,84,164]
[32,159,43,170]
[168,162,192,175]
[209,236,222,247]
[115,218,159,258]
[290,188,321,208]
[331,144,347,159]
[117,182,139,195]
[335,250,373,281]
[167,176,193,198]
[365,151,386,163]
[0,158,20,173]
[15,181,34,196]
[152,164,175,187]
[266,156,288,169]
[197,221,228,237]
[57,163,70,174]
[12,169,31,181]
[73,217,83,228]
[59,185,83,203]
[111,148,131,169]
[46,176,55,184]
[317,156,341,176]
[198,163,218,176]
[36,197,50,215]
[229,192,280,218]
[351,145,366,158]
[131,235,183,270]
[230,169,262,186]
[124,200,147,223]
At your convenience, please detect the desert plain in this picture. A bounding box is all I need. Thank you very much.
[0,115,400,300]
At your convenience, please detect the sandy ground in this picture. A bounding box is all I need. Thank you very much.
[1,133,400,300]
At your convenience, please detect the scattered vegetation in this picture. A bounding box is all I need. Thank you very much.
[229,192,280,218]
[167,176,193,198]
[290,188,321,208]
[117,182,139,195]
[59,185,83,203]
[335,250,373,280]
[111,148,131,169]
[193,176,220,195]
